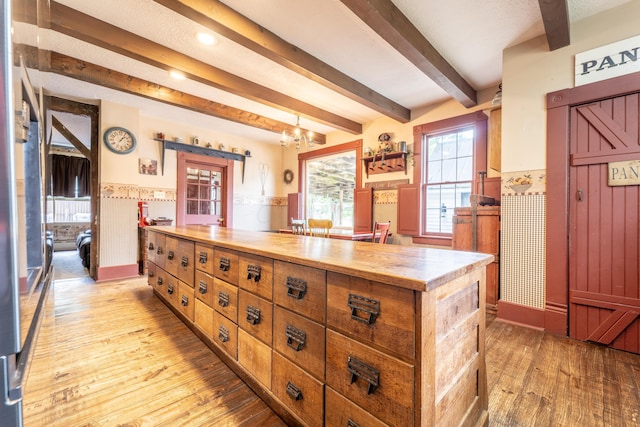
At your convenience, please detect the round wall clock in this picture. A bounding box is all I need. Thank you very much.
[103,127,137,154]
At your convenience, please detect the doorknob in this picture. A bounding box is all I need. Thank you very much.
[576,189,583,202]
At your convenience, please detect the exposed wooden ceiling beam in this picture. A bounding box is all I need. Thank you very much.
[49,1,361,134]
[538,0,570,51]
[339,0,477,108]
[153,0,411,123]
[51,115,92,158]
[17,46,326,144]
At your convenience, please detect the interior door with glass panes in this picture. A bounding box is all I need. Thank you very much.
[185,162,224,225]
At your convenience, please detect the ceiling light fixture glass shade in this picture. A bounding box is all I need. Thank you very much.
[280,115,314,151]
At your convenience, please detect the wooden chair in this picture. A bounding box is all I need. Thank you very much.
[291,218,306,235]
[373,220,391,244]
[307,218,333,237]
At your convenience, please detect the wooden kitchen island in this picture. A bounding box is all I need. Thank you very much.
[145,225,492,427]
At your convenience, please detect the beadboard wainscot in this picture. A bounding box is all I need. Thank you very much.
[145,225,493,427]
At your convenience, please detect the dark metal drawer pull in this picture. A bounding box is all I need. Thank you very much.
[348,294,380,325]
[247,264,261,282]
[156,246,163,255]
[218,325,229,342]
[218,292,229,307]
[347,356,379,395]
[246,305,261,325]
[181,295,189,306]
[167,284,174,295]
[148,270,154,278]
[148,242,154,250]
[286,381,303,401]
[198,281,208,294]
[167,250,174,260]
[157,277,163,285]
[199,251,208,264]
[347,420,360,427]
[219,257,230,271]
[181,256,189,267]
[286,325,306,351]
[286,277,307,300]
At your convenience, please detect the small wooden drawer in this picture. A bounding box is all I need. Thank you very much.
[194,299,213,338]
[238,329,271,388]
[325,387,390,427]
[150,232,166,270]
[163,273,180,309]
[325,330,414,427]
[213,310,237,360]
[147,231,157,265]
[273,306,325,381]
[177,281,195,322]
[177,239,195,287]
[327,272,415,360]
[194,270,215,307]
[272,351,324,427]
[152,266,165,293]
[238,290,273,346]
[214,247,239,285]
[164,235,180,278]
[195,243,214,275]
[213,278,238,323]
[273,260,326,324]
[239,252,274,301]
[147,262,156,287]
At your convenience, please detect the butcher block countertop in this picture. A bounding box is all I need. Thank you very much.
[149,225,493,293]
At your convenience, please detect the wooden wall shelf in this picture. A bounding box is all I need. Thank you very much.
[155,139,250,182]
[363,151,407,177]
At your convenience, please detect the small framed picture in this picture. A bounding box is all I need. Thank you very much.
[139,158,158,175]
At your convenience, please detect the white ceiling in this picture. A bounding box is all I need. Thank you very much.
[17,0,633,147]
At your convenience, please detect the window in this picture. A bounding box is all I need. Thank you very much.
[46,196,91,223]
[409,111,488,245]
[298,140,362,229]
[425,127,473,233]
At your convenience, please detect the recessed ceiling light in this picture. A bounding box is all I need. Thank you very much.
[169,70,186,80]
[197,32,217,46]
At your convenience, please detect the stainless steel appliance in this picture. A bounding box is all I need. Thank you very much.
[1,1,52,425]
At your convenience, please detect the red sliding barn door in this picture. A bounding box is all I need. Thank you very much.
[569,93,640,353]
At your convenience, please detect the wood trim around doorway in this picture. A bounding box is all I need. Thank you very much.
[546,71,640,336]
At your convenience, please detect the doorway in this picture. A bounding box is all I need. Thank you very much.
[547,72,640,353]
[45,97,99,280]
[176,152,234,226]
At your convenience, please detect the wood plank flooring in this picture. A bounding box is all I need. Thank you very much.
[23,277,640,426]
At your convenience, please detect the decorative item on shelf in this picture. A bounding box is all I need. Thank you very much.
[283,168,294,185]
[364,146,373,157]
[174,136,183,143]
[192,135,200,145]
[492,83,502,106]
[218,142,225,151]
[156,131,164,140]
[280,115,314,151]
[231,147,239,153]
[205,142,213,148]
[244,149,251,156]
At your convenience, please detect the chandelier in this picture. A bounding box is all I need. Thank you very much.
[280,115,315,151]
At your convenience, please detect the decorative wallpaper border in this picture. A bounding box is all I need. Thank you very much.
[501,169,546,196]
[100,183,176,201]
[373,190,398,204]
[234,194,287,206]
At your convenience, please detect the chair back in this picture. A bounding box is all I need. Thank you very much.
[307,218,333,237]
[373,221,391,244]
[291,218,306,235]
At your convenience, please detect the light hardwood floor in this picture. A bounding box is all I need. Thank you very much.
[23,277,640,426]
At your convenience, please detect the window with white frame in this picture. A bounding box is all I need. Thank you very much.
[424,127,474,233]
